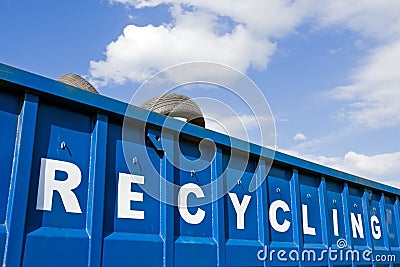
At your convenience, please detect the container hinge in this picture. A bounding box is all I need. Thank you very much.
[365,188,373,205]
[147,128,164,152]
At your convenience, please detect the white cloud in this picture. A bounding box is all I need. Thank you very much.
[281,149,400,189]
[342,151,400,178]
[111,0,314,36]
[90,0,315,85]
[317,0,400,40]
[318,1,400,129]
[327,48,341,55]
[322,151,400,189]
[90,7,276,85]
[93,0,400,90]
[293,133,307,141]
[330,40,400,128]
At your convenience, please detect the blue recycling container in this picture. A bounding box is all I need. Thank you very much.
[1,63,399,266]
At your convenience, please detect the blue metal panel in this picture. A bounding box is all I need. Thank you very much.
[22,101,93,266]
[268,167,295,245]
[386,197,400,261]
[102,123,164,267]
[299,173,327,266]
[0,91,20,223]
[348,186,367,248]
[212,147,226,267]
[174,139,217,267]
[370,193,385,248]
[299,173,323,245]
[0,227,6,264]
[0,90,20,262]
[5,93,38,266]
[326,181,347,247]
[225,158,264,267]
[87,114,108,266]
[160,131,175,267]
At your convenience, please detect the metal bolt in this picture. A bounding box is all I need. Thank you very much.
[307,194,311,199]
[237,179,242,185]
[60,141,66,150]
[276,188,280,193]
[333,199,337,204]
[372,207,376,212]
[354,204,358,208]
[132,157,137,164]
[191,170,195,177]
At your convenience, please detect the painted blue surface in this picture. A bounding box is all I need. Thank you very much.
[5,93,39,267]
[0,62,398,196]
[1,63,400,266]
[0,90,20,257]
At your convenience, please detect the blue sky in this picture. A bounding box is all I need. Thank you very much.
[1,0,400,187]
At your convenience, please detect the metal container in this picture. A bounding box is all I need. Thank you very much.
[1,63,399,267]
